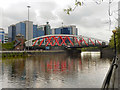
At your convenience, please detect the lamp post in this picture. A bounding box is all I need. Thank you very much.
[112,30,117,57]
[27,6,30,50]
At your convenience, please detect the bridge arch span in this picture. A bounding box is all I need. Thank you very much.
[25,34,108,48]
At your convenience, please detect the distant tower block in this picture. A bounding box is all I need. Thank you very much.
[44,22,51,35]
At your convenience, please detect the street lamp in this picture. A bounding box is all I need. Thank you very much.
[112,30,117,57]
[27,6,30,50]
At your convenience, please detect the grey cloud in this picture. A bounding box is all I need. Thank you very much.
[32,1,57,10]
[1,1,115,41]
[3,2,29,28]
[3,1,58,31]
[56,2,108,29]
[39,10,57,21]
[35,1,58,22]
[0,8,3,27]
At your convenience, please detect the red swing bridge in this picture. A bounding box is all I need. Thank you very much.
[25,34,108,50]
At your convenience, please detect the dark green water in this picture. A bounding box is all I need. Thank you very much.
[0,52,112,88]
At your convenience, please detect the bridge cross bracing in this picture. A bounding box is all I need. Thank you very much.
[25,34,108,47]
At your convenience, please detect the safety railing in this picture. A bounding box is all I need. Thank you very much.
[101,56,118,90]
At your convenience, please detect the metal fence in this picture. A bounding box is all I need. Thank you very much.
[101,56,119,90]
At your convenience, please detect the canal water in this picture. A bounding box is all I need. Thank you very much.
[0,52,112,88]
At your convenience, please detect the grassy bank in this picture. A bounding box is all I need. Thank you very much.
[2,52,27,58]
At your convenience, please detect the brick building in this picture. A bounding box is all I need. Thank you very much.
[14,34,25,50]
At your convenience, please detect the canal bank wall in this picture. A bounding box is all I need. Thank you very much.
[100,48,114,59]
[1,48,114,58]
[1,50,66,58]
[82,48,114,59]
[26,50,66,56]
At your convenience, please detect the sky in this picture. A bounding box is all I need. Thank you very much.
[0,0,119,41]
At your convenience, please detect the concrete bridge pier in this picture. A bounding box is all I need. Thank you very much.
[65,48,81,55]
[100,48,114,59]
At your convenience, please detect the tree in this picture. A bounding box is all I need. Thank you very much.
[116,28,120,52]
[64,0,104,15]
[2,41,15,50]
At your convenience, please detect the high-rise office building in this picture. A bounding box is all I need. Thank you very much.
[51,28,55,35]
[0,28,4,43]
[71,25,77,35]
[16,22,26,38]
[33,25,45,38]
[34,22,51,38]
[53,25,78,35]
[37,26,44,37]
[44,22,51,35]
[4,33,8,43]
[55,28,62,34]
[33,25,38,38]
[8,21,34,42]
[8,25,16,42]
[8,21,52,42]
[24,21,33,40]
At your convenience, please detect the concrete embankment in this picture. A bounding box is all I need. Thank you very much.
[1,48,114,58]
[1,50,66,58]
[100,48,114,59]
[26,50,66,56]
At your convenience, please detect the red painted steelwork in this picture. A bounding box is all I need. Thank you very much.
[39,38,45,46]
[32,35,102,47]
[32,38,40,46]
[89,38,95,46]
[74,37,81,46]
[97,40,102,45]
[82,37,88,46]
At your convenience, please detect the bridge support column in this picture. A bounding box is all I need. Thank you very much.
[65,48,81,55]
[100,48,114,58]
[100,48,102,58]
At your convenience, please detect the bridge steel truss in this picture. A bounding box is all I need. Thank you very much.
[25,35,108,47]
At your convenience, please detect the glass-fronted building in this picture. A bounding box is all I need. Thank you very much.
[4,33,8,43]
[76,28,78,35]
[61,27,71,34]
[33,25,44,38]
[36,22,51,37]
[54,25,78,35]
[0,28,4,43]
[55,28,61,34]
[33,25,38,38]
[8,21,35,41]
[44,22,51,35]
[16,22,26,38]
[8,25,16,42]
[37,27,44,37]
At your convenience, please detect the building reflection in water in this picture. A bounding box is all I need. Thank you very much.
[2,52,111,88]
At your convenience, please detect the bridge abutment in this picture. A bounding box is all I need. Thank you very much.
[100,48,114,58]
[65,47,81,55]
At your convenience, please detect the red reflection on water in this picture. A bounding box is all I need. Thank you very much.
[40,58,82,73]
[53,60,59,72]
[61,61,66,72]
[47,60,52,72]
[79,59,82,70]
